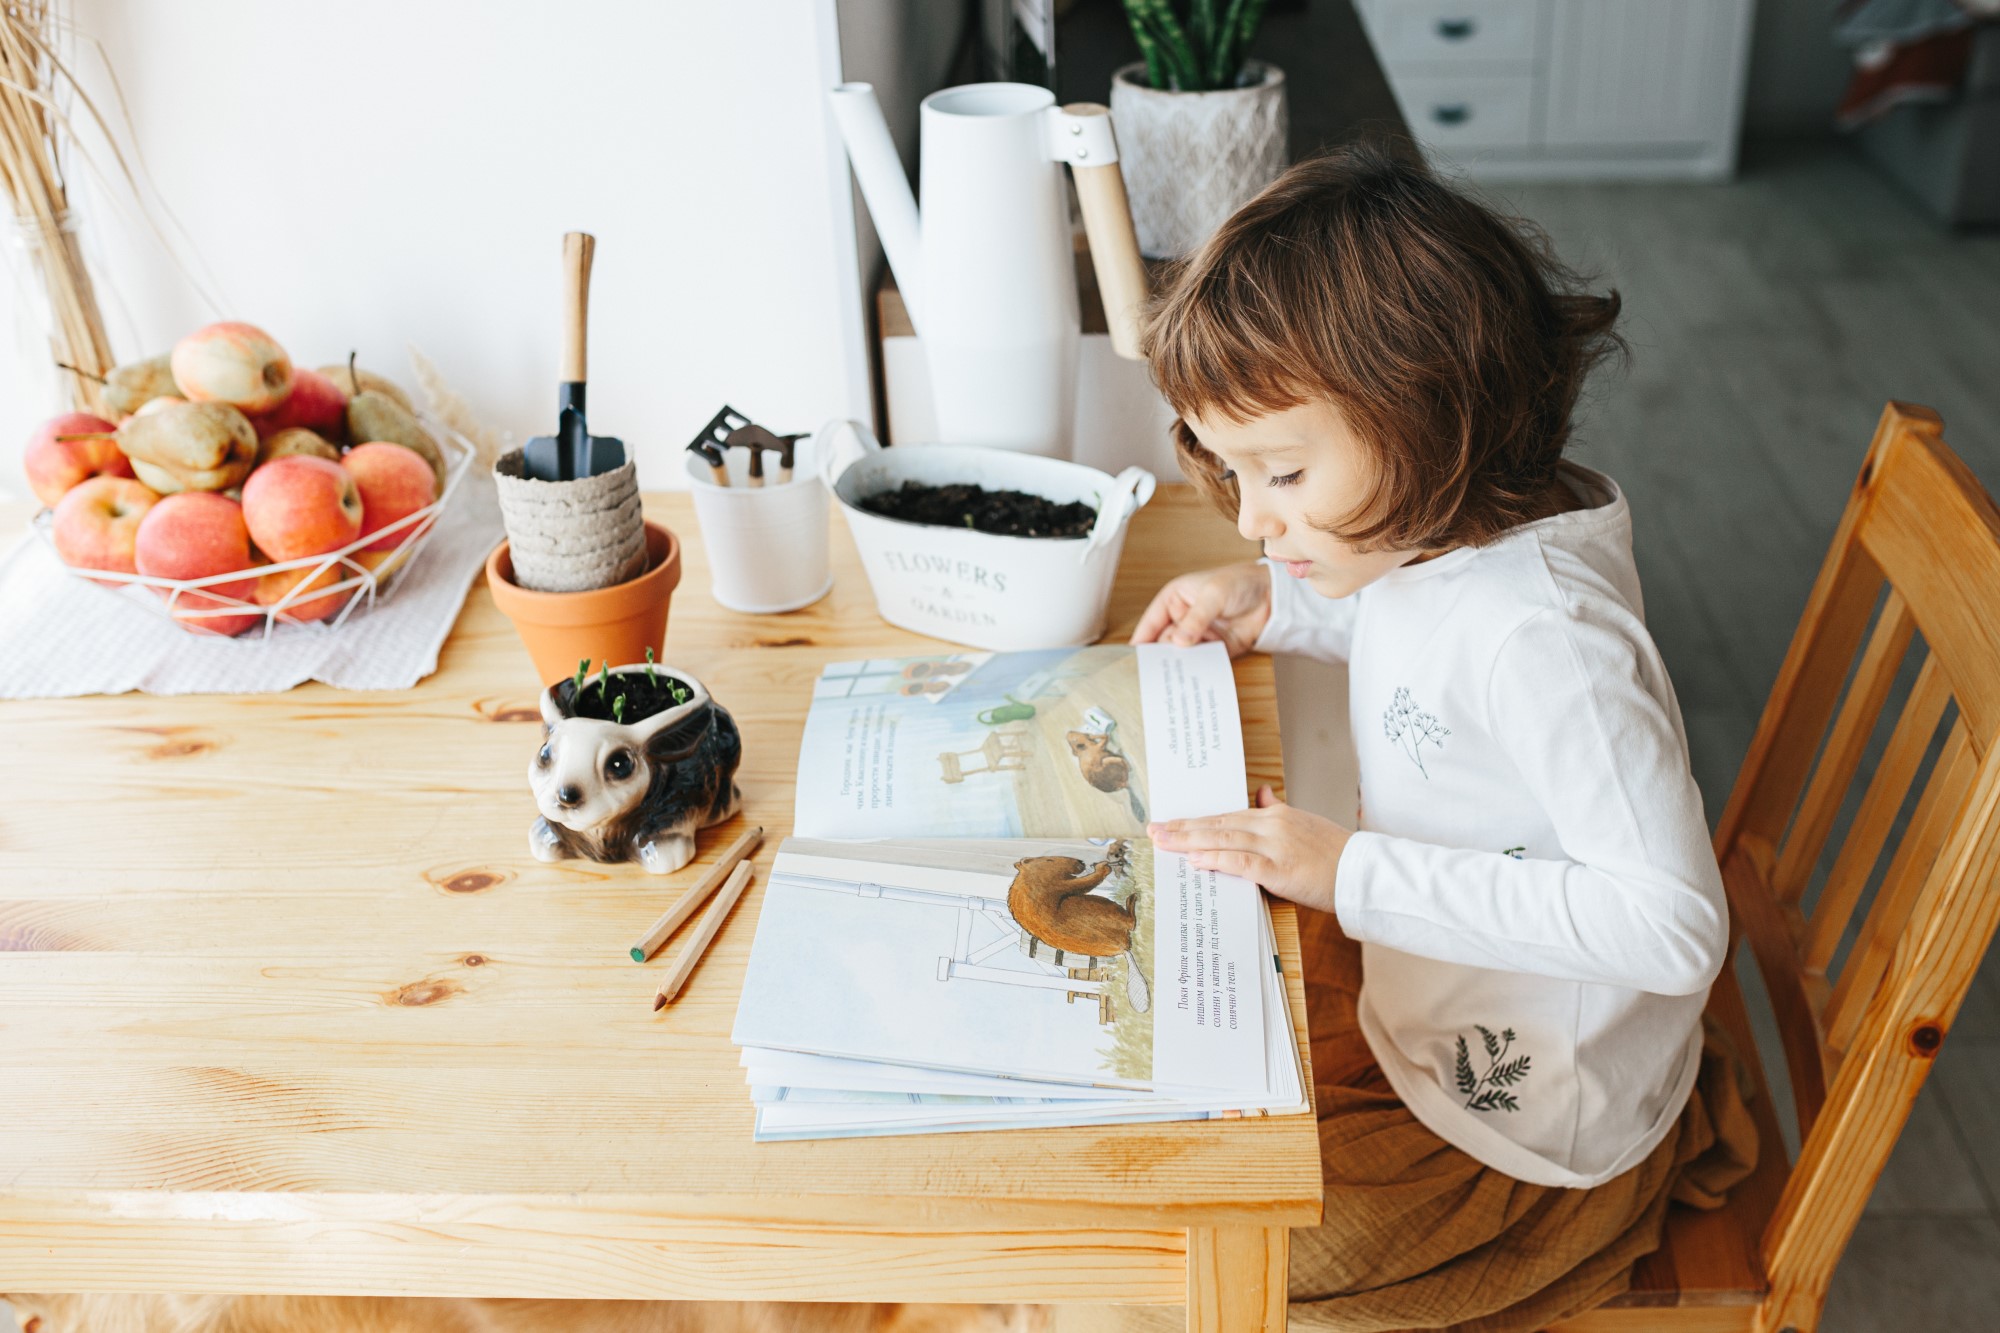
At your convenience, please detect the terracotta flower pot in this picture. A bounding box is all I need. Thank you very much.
[487,521,682,685]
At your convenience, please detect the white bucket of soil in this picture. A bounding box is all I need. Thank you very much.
[818,419,1155,650]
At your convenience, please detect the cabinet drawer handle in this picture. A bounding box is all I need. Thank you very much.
[1436,18,1476,40]
[1431,103,1472,126]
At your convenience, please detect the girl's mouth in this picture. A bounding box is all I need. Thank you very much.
[1283,560,1312,578]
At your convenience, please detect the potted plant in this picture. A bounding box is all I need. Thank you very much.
[528,651,742,875]
[1109,0,1287,259]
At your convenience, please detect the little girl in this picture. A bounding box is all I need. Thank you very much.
[1126,144,1756,1332]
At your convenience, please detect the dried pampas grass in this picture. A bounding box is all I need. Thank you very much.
[0,0,113,413]
[409,343,507,470]
[0,2,224,414]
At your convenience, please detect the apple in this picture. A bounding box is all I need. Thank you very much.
[171,321,294,414]
[24,412,129,507]
[133,492,261,636]
[245,366,347,439]
[342,442,437,552]
[241,454,362,561]
[256,563,351,623]
[50,476,159,585]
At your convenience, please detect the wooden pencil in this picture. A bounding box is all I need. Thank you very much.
[653,860,755,1010]
[627,825,763,962]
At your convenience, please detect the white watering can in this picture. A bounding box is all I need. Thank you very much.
[828,81,1151,460]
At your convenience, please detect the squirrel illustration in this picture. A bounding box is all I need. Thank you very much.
[1065,730,1147,823]
[1007,841,1150,1012]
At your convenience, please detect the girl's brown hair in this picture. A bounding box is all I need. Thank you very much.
[1144,140,1623,551]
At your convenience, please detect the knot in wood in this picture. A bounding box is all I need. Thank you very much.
[463,954,486,967]
[387,977,463,1007]
[1908,1022,1945,1057]
[425,866,512,894]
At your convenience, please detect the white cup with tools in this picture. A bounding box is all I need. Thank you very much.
[684,409,832,614]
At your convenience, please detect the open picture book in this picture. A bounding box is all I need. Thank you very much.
[731,642,1307,1139]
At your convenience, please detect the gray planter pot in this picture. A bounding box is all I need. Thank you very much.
[1109,60,1289,260]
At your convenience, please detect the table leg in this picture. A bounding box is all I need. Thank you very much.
[1185,1224,1287,1332]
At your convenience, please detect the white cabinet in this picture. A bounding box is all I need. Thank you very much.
[1358,0,1756,181]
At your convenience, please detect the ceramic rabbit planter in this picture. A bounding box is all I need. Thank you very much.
[529,661,742,874]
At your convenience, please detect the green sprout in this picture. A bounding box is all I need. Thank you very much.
[598,660,611,700]
[963,513,975,528]
[645,646,658,687]
[671,680,690,705]
[572,659,589,700]
[612,694,627,725]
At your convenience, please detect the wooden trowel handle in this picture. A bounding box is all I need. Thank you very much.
[561,231,595,383]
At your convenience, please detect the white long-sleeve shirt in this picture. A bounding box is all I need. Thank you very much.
[1258,465,1727,1187]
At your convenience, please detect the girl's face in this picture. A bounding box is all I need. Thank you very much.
[1184,400,1436,599]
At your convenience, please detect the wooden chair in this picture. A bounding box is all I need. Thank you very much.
[1538,402,2000,1332]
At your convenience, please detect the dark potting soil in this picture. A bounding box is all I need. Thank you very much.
[557,672,694,724]
[858,481,1096,538]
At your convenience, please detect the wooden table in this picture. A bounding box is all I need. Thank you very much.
[0,487,1320,1330]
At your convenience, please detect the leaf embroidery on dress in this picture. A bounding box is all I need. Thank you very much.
[1455,1025,1530,1113]
[1382,687,1449,778]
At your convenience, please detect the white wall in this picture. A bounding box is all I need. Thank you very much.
[0,0,869,499]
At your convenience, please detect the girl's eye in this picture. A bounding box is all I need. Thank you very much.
[606,751,634,780]
[1216,467,1236,483]
[1270,470,1304,487]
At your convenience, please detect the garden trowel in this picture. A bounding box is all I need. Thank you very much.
[524,232,625,481]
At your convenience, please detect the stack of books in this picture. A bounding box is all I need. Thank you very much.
[730,643,1307,1140]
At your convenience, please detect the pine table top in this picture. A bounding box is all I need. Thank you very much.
[0,485,1319,1302]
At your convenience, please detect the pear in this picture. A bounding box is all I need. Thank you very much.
[103,354,179,418]
[317,358,413,412]
[115,400,258,493]
[256,427,341,467]
[347,390,446,489]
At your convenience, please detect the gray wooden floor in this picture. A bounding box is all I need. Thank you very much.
[1498,141,2000,1330]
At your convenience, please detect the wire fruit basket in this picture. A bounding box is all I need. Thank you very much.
[31,420,477,639]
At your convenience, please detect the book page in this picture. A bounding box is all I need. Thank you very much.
[731,835,1269,1095]
[791,643,1246,841]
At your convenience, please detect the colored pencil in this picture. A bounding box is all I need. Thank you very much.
[653,860,755,1010]
[627,825,764,962]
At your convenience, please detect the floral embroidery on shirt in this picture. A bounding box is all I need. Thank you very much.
[1383,687,1450,778]
[1501,845,1526,859]
[1455,1025,1531,1113]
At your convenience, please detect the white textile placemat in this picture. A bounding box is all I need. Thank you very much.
[0,479,502,699]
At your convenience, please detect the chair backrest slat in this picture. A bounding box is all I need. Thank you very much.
[1854,417,2000,750]
[1824,720,1976,1056]
[1802,651,1950,974]
[1772,589,1915,907]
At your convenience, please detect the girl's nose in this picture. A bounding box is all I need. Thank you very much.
[1237,491,1283,543]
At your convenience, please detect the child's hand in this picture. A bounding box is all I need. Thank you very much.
[1129,561,1272,656]
[1148,786,1349,914]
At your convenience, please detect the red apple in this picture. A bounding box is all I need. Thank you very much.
[241,454,363,561]
[245,366,347,439]
[24,412,128,507]
[134,491,261,636]
[171,321,294,414]
[255,563,351,623]
[342,441,437,552]
[50,476,159,585]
